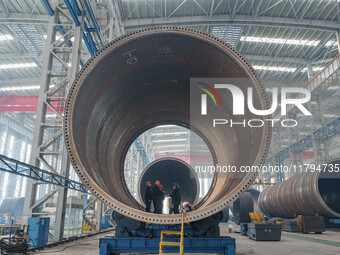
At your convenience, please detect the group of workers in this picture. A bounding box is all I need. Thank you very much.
[144,180,181,214]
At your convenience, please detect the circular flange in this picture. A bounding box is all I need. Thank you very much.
[64,26,272,224]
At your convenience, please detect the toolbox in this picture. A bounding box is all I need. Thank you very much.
[247,222,282,241]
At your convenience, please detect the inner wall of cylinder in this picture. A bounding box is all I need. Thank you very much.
[318,161,340,214]
[138,158,199,207]
[124,125,213,207]
[71,32,267,211]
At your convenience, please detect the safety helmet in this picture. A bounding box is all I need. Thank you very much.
[159,185,163,189]
[173,183,179,187]
[146,181,151,185]
[155,180,160,185]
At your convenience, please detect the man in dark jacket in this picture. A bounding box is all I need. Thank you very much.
[170,183,181,214]
[144,181,152,212]
[152,180,163,214]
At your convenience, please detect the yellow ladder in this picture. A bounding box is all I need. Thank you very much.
[159,212,184,255]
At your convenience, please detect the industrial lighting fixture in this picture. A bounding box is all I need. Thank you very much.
[327,86,339,90]
[153,138,187,143]
[156,149,186,153]
[0,63,37,69]
[0,84,55,91]
[240,36,336,47]
[151,132,188,136]
[324,114,337,118]
[154,145,186,149]
[302,67,324,72]
[0,35,13,41]
[0,85,39,91]
[155,125,178,128]
[253,65,296,72]
[32,113,59,118]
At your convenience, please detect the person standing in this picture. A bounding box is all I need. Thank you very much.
[144,181,152,212]
[152,180,163,214]
[170,183,181,214]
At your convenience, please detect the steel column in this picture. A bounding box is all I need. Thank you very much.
[96,201,103,233]
[23,0,83,242]
[23,6,58,219]
[336,29,340,53]
[54,13,83,241]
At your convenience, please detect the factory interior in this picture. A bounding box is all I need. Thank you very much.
[0,0,339,254]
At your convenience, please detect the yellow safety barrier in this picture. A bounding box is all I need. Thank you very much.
[0,225,23,239]
[249,212,264,222]
[159,212,184,255]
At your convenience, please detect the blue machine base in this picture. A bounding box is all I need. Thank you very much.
[99,237,235,255]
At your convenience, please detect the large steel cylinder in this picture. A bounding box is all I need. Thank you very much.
[258,159,340,219]
[64,26,271,224]
[232,189,260,225]
[138,158,199,207]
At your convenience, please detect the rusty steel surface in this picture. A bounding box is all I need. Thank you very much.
[258,159,340,219]
[64,26,271,224]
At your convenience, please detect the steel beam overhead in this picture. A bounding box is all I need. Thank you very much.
[0,51,43,59]
[0,13,49,24]
[123,15,340,32]
[0,154,88,193]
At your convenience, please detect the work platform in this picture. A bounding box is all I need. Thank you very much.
[99,237,236,255]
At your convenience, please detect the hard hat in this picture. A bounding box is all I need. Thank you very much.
[159,185,163,189]
[155,180,160,185]
[173,183,179,187]
[146,181,151,185]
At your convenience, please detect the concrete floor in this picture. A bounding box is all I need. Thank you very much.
[221,223,340,255]
[30,224,340,255]
[31,232,110,255]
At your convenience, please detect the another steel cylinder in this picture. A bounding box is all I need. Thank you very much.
[138,158,199,206]
[258,159,340,219]
[232,189,260,225]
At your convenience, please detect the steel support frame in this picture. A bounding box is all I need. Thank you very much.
[287,112,304,177]
[96,200,103,233]
[0,154,88,192]
[267,54,340,169]
[99,237,236,255]
[265,116,340,168]
[336,29,340,53]
[23,0,83,242]
[308,93,329,166]
[108,0,125,40]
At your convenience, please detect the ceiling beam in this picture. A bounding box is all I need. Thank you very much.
[262,80,307,88]
[0,78,40,86]
[244,54,311,65]
[0,51,43,59]
[0,13,49,24]
[123,14,340,32]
